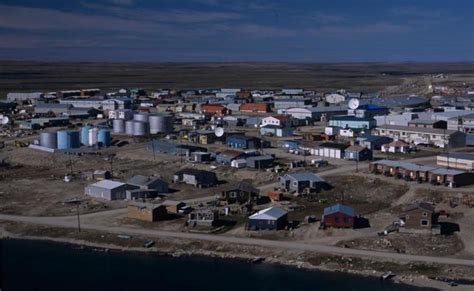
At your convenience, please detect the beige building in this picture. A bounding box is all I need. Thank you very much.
[437,153,474,171]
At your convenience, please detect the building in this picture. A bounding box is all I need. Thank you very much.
[274,99,311,110]
[201,104,229,115]
[239,103,270,113]
[191,151,212,163]
[344,145,373,161]
[381,140,412,154]
[261,115,291,127]
[215,150,246,165]
[248,207,288,230]
[35,103,73,115]
[259,124,294,137]
[226,135,262,149]
[447,113,474,133]
[85,180,137,200]
[7,92,43,103]
[188,208,219,227]
[356,135,393,150]
[408,119,447,129]
[161,200,186,214]
[127,202,168,222]
[312,142,349,159]
[173,168,218,187]
[246,155,274,169]
[322,204,355,228]
[374,125,466,148]
[329,116,376,129]
[398,202,436,234]
[127,175,169,193]
[428,168,474,187]
[347,104,389,119]
[279,172,327,194]
[93,170,111,180]
[220,180,259,204]
[284,107,321,120]
[324,93,346,104]
[437,153,474,170]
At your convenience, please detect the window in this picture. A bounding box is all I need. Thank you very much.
[421,219,429,226]
[422,212,427,217]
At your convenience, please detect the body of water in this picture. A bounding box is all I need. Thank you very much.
[0,239,436,291]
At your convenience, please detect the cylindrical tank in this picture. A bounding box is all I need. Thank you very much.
[40,132,57,149]
[57,130,80,150]
[133,113,149,122]
[125,120,134,135]
[97,129,111,147]
[132,121,149,136]
[88,128,98,146]
[149,114,174,134]
[112,119,125,133]
[80,126,92,145]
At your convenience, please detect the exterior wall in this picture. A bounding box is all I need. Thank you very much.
[345,149,372,161]
[127,205,167,222]
[316,147,343,159]
[248,215,287,230]
[437,156,474,171]
[85,184,131,200]
[401,209,432,229]
[323,212,354,228]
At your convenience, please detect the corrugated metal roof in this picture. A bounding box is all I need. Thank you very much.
[323,204,355,217]
[249,207,287,220]
[91,179,125,189]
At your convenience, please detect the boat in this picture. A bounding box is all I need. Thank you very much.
[143,240,155,248]
[381,271,395,281]
[250,257,265,264]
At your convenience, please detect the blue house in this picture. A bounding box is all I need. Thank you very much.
[356,134,393,150]
[248,207,288,230]
[226,135,261,149]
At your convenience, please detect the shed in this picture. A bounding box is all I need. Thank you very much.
[127,202,168,222]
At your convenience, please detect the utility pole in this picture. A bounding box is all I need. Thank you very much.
[68,153,73,175]
[149,135,156,161]
[76,203,81,232]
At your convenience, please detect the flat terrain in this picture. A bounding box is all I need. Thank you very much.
[1,61,474,98]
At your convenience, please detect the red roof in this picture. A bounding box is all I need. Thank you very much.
[239,103,269,112]
[384,140,409,147]
[271,114,290,121]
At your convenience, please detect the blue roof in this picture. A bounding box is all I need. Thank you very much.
[323,204,355,217]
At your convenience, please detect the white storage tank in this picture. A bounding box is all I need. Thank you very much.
[132,121,149,136]
[88,128,98,146]
[113,119,125,133]
[133,113,149,123]
[40,132,57,149]
[125,120,135,135]
[149,114,174,134]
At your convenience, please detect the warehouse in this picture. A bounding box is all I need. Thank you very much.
[328,116,376,129]
[274,98,311,110]
[7,92,43,103]
[322,204,355,228]
[35,103,72,115]
[248,207,288,231]
[246,155,274,169]
[437,153,474,170]
[312,142,349,159]
[85,180,137,200]
[127,202,168,222]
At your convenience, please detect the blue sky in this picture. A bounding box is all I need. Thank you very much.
[0,0,472,62]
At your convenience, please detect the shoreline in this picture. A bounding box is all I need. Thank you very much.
[2,229,471,291]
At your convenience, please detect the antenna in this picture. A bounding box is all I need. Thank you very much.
[348,98,360,110]
[214,127,224,137]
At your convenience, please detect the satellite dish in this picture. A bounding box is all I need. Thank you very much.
[214,127,224,137]
[348,98,360,110]
[1,116,9,125]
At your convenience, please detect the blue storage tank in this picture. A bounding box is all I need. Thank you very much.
[57,130,80,150]
[97,129,111,147]
[80,126,91,145]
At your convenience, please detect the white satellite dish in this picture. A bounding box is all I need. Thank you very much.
[1,116,9,125]
[348,98,360,110]
[214,127,224,137]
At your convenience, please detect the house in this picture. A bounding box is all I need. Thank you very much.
[437,153,474,171]
[220,180,259,204]
[344,145,373,161]
[161,200,186,214]
[408,119,447,129]
[93,170,111,180]
[381,140,412,154]
[246,155,274,169]
[261,115,291,127]
[248,207,288,230]
[322,204,355,228]
[313,142,349,159]
[428,168,474,187]
[127,175,169,193]
[188,208,219,227]
[191,151,212,163]
[239,103,270,113]
[85,180,138,200]
[226,135,262,149]
[127,202,168,222]
[398,202,436,234]
[274,98,311,110]
[328,116,376,129]
[216,149,246,165]
[260,124,294,137]
[173,168,218,187]
[231,159,247,168]
[279,172,327,194]
[126,189,159,200]
[356,135,393,150]
[373,125,466,148]
[201,104,229,116]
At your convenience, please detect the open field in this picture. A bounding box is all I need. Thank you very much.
[1,61,474,98]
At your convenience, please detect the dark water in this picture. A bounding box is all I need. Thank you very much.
[0,239,435,291]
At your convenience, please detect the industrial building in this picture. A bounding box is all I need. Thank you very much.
[437,153,474,171]
[85,180,138,200]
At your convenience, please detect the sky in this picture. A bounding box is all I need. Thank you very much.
[0,0,473,62]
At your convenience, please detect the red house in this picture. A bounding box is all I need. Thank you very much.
[322,203,355,228]
[201,104,229,115]
[239,103,270,113]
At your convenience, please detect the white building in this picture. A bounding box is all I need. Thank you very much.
[324,93,346,104]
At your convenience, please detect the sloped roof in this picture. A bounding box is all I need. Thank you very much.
[284,172,325,183]
[323,204,355,217]
[90,179,125,189]
[402,202,435,214]
[249,207,287,220]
